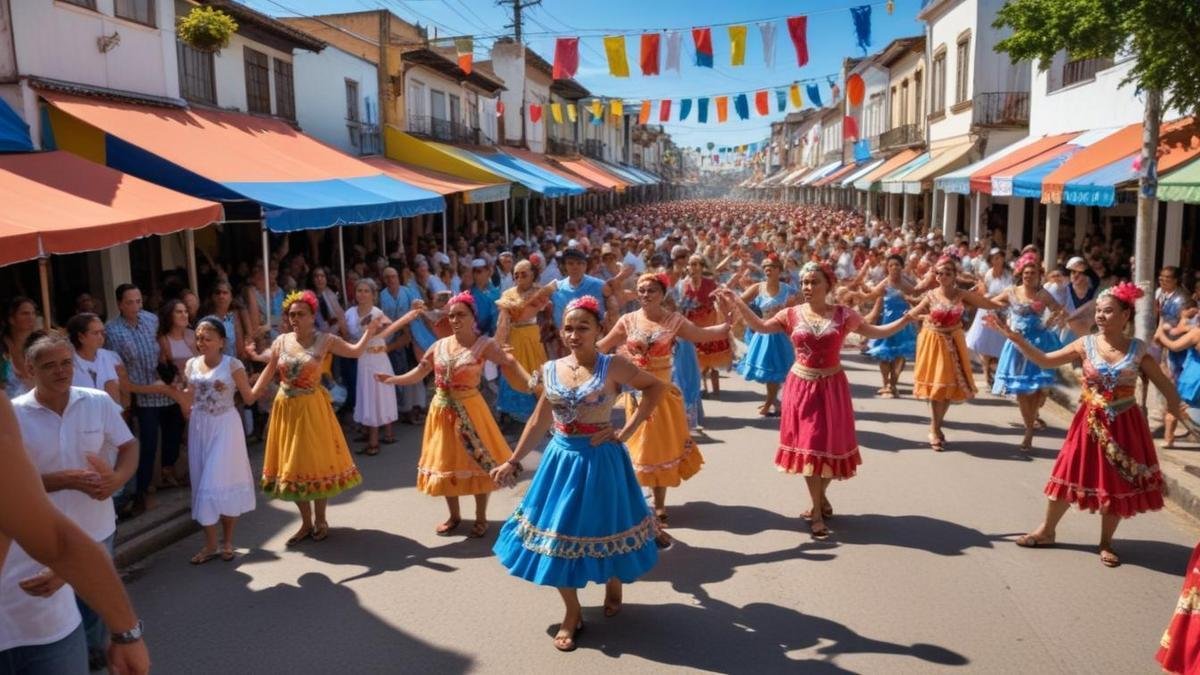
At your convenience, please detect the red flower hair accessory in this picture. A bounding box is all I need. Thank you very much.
[447,291,476,313]
[1101,281,1144,307]
[935,254,959,269]
[282,289,318,314]
[1013,252,1041,275]
[565,295,601,317]
[655,273,673,291]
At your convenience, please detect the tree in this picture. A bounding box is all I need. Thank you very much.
[993,0,1200,340]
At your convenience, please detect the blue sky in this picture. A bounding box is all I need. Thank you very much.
[244,0,926,150]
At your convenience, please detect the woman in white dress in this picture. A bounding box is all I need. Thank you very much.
[343,279,425,455]
[964,248,1012,388]
[181,317,262,564]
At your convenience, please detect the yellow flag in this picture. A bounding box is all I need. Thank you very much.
[790,83,803,109]
[729,25,747,66]
[611,99,624,117]
[603,35,630,77]
[551,102,563,124]
[590,99,603,119]
[567,103,577,123]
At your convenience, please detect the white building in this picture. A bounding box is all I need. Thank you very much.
[293,44,380,155]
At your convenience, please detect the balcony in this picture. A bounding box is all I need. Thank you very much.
[1062,57,1113,88]
[582,138,604,160]
[407,115,482,145]
[971,91,1029,128]
[879,124,924,151]
[347,121,381,156]
[548,137,578,155]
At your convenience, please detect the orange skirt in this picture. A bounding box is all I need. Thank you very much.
[624,367,703,487]
[417,390,511,496]
[913,326,976,402]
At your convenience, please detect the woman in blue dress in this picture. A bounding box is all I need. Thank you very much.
[856,254,918,398]
[736,255,797,415]
[1155,266,1191,446]
[1155,319,1200,446]
[491,295,666,652]
[669,282,705,430]
[990,254,1065,451]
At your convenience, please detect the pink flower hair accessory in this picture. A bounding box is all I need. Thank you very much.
[565,295,602,316]
[447,291,476,313]
[1101,281,1144,307]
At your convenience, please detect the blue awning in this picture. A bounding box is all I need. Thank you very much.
[620,164,662,184]
[0,97,33,152]
[462,150,585,197]
[593,158,653,185]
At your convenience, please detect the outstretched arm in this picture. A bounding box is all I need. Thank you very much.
[985,315,1080,369]
[718,288,783,334]
[855,312,912,340]
[377,360,433,386]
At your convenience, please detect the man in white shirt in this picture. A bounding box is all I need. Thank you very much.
[621,234,646,274]
[11,333,137,671]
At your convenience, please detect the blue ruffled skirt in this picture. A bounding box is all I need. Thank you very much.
[864,294,916,362]
[737,331,795,383]
[1177,348,1200,405]
[497,378,536,422]
[992,323,1062,395]
[493,434,658,588]
[673,338,704,428]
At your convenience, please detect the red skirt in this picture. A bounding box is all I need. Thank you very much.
[1157,542,1200,674]
[774,370,860,479]
[1045,403,1164,518]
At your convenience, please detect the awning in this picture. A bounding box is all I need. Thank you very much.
[837,158,885,188]
[459,148,586,197]
[977,134,1077,195]
[552,157,629,192]
[798,160,842,186]
[361,156,510,203]
[0,97,33,152]
[757,167,791,188]
[937,135,1047,195]
[1062,120,1200,206]
[880,152,933,194]
[590,158,652,186]
[43,92,444,232]
[623,164,662,184]
[782,166,813,186]
[384,127,518,193]
[502,147,606,192]
[813,162,861,188]
[0,150,222,266]
[900,141,976,194]
[1010,128,1119,199]
[853,148,921,191]
[1160,156,1200,204]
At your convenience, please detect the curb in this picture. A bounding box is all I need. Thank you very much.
[113,505,197,570]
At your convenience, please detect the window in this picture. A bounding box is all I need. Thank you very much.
[449,94,461,125]
[59,0,97,9]
[273,59,295,119]
[177,41,215,105]
[914,70,923,122]
[931,49,947,115]
[114,0,155,26]
[345,79,360,122]
[955,36,971,104]
[430,90,447,120]
[899,79,909,126]
[243,47,270,114]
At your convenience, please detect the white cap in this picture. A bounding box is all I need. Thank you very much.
[511,237,526,247]
[433,252,450,265]
[471,258,487,269]
[567,238,580,248]
[1066,256,1087,271]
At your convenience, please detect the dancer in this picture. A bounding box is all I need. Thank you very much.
[990,283,1182,567]
[964,248,1011,388]
[857,254,917,399]
[735,255,798,415]
[180,317,261,564]
[1157,541,1200,673]
[989,254,1064,450]
[491,296,664,652]
[596,273,728,535]
[679,255,733,397]
[1158,320,1200,413]
[253,290,379,546]
[908,256,1004,451]
[376,291,529,538]
[495,260,553,424]
[718,262,912,539]
[1156,266,1190,447]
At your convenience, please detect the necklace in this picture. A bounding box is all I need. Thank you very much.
[564,355,596,385]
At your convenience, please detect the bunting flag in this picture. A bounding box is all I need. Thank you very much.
[590,99,603,119]
[728,25,747,66]
[640,33,661,76]
[850,5,872,54]
[679,98,693,120]
[566,103,577,122]
[789,83,803,108]
[659,99,672,122]
[828,76,841,102]
[497,101,505,116]
[665,31,682,73]
[786,16,809,67]
[697,97,709,123]
[733,94,749,120]
[755,90,769,116]
[846,73,865,106]
[806,83,822,107]
[692,27,713,68]
[758,22,776,69]
[639,100,651,125]
[529,104,542,124]
[775,88,788,112]
[454,37,473,74]
[843,115,859,141]
[550,102,563,124]
[553,38,580,80]
[603,35,630,77]
[610,99,624,117]
[715,96,728,122]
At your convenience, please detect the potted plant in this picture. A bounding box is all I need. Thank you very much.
[176,6,238,53]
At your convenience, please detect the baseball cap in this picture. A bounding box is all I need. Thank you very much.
[511,237,526,247]
[561,248,587,261]
[471,258,487,269]
[1066,256,1087,271]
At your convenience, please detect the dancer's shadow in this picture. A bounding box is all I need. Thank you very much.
[1000,537,1194,575]
[668,500,800,536]
[642,537,835,598]
[699,414,779,431]
[825,514,1009,556]
[943,438,1055,462]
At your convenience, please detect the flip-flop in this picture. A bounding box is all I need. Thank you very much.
[312,522,330,542]
[286,528,312,547]
[220,546,235,562]
[381,436,397,444]
[435,518,462,536]
[364,445,380,456]
[810,523,831,540]
[190,549,219,565]
[1100,550,1121,567]
[1015,533,1055,548]
[603,592,622,618]
[467,520,489,538]
[553,621,584,652]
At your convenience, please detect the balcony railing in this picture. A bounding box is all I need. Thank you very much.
[582,138,604,159]
[548,137,578,155]
[971,91,1029,128]
[879,124,924,150]
[407,115,481,145]
[1061,57,1113,88]
[347,121,381,156]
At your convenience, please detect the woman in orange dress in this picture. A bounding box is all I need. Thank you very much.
[495,260,554,423]
[377,292,530,538]
[678,256,733,397]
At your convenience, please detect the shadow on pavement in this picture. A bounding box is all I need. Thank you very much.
[642,537,835,596]
[668,500,800,535]
[1004,537,1194,576]
[277,526,496,583]
[824,514,1008,556]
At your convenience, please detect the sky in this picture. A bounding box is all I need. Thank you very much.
[243,0,927,151]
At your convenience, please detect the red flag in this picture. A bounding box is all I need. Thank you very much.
[553,38,580,80]
[530,104,543,123]
[692,27,714,67]
[786,16,808,66]
[843,115,859,140]
[659,99,672,122]
[496,101,505,116]
[640,33,661,76]
[755,90,769,115]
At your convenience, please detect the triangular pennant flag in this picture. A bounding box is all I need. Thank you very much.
[790,83,803,108]
[755,90,769,116]
[697,97,709,123]
[603,35,630,77]
[553,38,580,80]
[529,104,542,124]
[566,103,577,123]
[550,102,563,124]
[692,27,713,68]
[733,94,749,120]
[665,31,682,73]
[639,100,651,125]
[454,37,473,74]
[758,22,776,69]
[716,96,729,122]
[640,33,661,76]
[679,98,693,120]
[659,99,672,122]
[590,99,603,119]
[728,25,747,66]
[610,99,623,117]
[806,83,822,107]
[786,16,809,67]
[775,88,788,112]
[850,5,872,54]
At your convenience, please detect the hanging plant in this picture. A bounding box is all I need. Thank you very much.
[176,6,238,53]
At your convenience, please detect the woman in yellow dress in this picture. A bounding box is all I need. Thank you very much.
[377,291,530,538]
[252,290,382,546]
[495,260,553,423]
[597,272,732,545]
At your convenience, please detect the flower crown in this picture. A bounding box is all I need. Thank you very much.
[800,261,835,285]
[1100,281,1144,307]
[282,289,318,314]
[447,291,476,312]
[1013,252,1041,275]
[565,295,601,317]
[935,254,959,268]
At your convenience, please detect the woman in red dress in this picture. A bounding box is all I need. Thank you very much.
[988,283,1184,567]
[678,255,732,397]
[1157,544,1200,673]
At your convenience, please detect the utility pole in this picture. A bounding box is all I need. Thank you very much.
[1133,88,1164,343]
[497,0,541,42]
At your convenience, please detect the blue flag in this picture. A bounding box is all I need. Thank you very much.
[806,84,823,108]
[679,98,693,121]
[734,93,750,120]
[775,88,788,112]
[697,97,709,123]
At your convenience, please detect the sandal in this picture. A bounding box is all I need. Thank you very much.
[285,526,313,547]
[757,402,772,417]
[654,532,673,550]
[467,520,489,538]
[654,510,670,528]
[189,548,219,565]
[1100,549,1121,568]
[381,435,397,444]
[553,621,584,652]
[312,522,330,542]
[436,517,462,536]
[928,433,944,452]
[810,522,831,540]
[1033,417,1047,430]
[1015,533,1055,548]
[364,445,380,456]
[802,501,834,521]
[220,544,236,562]
[603,586,623,618]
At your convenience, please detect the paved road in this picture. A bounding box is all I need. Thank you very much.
[124,353,1199,674]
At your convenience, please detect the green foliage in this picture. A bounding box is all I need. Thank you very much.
[176,6,238,53]
[993,0,1200,116]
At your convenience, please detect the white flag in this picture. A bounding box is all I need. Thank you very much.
[759,21,776,69]
[665,31,682,74]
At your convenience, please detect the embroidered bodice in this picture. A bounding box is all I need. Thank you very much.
[777,305,861,369]
[751,283,795,316]
[497,286,549,325]
[274,333,327,396]
[186,355,242,416]
[1082,336,1144,396]
[927,293,965,329]
[432,337,490,390]
[540,354,616,434]
[618,311,682,374]
[1006,287,1049,333]
[677,278,717,318]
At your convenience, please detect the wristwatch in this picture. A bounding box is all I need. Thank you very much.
[110,619,144,644]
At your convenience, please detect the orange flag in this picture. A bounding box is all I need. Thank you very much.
[639,100,651,124]
[640,33,661,76]
[715,96,729,122]
[755,90,769,115]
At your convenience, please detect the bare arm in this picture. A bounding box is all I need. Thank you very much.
[677,315,731,343]
[488,393,555,487]
[855,312,912,340]
[1156,324,1200,352]
[231,364,260,405]
[720,288,783,334]
[596,318,628,354]
[327,322,378,358]
[987,316,1081,369]
[377,307,425,342]
[608,355,667,438]
[963,289,1007,311]
[377,360,433,386]
[1142,353,1186,415]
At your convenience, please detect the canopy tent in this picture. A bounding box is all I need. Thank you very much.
[0,150,222,267]
[360,156,509,203]
[1159,156,1200,204]
[502,147,606,192]
[798,160,842,186]
[551,157,629,192]
[853,148,921,192]
[1010,128,1121,199]
[43,92,444,232]
[836,158,885,188]
[456,148,585,197]
[880,152,933,194]
[899,141,976,194]
[0,97,33,152]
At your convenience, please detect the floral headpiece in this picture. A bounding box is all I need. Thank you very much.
[800,261,836,286]
[282,289,318,314]
[564,295,601,318]
[762,254,781,269]
[447,291,476,313]
[653,273,672,291]
[1099,281,1144,307]
[1013,252,1041,275]
[935,254,959,269]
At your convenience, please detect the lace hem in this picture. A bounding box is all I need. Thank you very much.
[1044,477,1164,518]
[510,510,656,559]
[775,446,861,479]
[260,467,361,501]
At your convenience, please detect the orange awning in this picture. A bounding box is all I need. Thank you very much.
[0,151,222,267]
[968,133,1077,194]
[812,162,860,187]
[552,157,629,192]
[853,148,921,191]
[361,156,510,203]
[501,147,607,191]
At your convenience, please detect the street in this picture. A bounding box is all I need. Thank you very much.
[124,354,1199,674]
